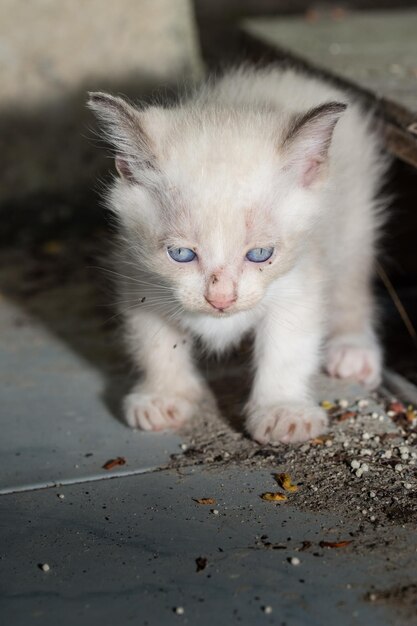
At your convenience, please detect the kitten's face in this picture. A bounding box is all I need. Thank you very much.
[89,92,344,317]
[113,143,307,318]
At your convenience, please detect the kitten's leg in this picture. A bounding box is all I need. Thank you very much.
[246,293,327,445]
[325,258,382,389]
[123,310,204,431]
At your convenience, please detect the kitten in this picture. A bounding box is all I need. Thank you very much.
[88,64,388,444]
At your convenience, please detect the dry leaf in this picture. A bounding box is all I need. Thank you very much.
[338,411,356,422]
[312,437,326,445]
[389,401,406,414]
[319,540,352,549]
[321,400,335,410]
[193,497,216,505]
[102,457,126,470]
[261,492,287,502]
[274,473,299,492]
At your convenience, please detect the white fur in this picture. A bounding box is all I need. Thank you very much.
[89,65,388,444]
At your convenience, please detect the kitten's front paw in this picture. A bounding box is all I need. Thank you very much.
[325,334,382,389]
[246,403,328,445]
[124,392,197,431]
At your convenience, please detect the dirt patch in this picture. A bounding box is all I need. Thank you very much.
[170,379,417,528]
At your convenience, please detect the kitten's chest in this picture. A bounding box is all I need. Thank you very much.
[181,310,258,353]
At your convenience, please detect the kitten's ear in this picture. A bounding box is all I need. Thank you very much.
[282,101,347,188]
[87,92,157,182]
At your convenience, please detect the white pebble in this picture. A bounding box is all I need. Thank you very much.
[370,516,376,522]
[289,557,300,566]
[263,606,273,614]
[57,494,65,499]
[369,491,376,498]
[338,399,349,408]
[371,412,379,419]
[401,453,409,461]
[362,433,370,441]
[175,607,185,615]
[180,443,188,451]
[399,446,409,454]
[361,464,369,472]
[325,439,333,447]
[211,509,219,515]
[356,469,364,478]
[404,483,412,490]
[343,441,349,448]
[40,563,50,572]
[358,399,369,408]
[395,464,403,472]
[387,410,396,417]
[360,449,372,456]
[351,460,360,469]
[383,450,392,459]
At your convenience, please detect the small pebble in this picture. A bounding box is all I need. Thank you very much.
[362,433,370,441]
[387,410,396,417]
[399,446,409,454]
[358,399,369,408]
[355,469,363,478]
[351,460,360,470]
[338,399,349,408]
[361,464,369,472]
[57,494,65,499]
[180,443,187,451]
[370,516,376,522]
[289,557,300,566]
[369,491,376,498]
[360,449,372,456]
[383,450,392,459]
[211,509,219,515]
[40,563,50,572]
[263,606,273,614]
[395,464,403,472]
[325,439,333,447]
[404,483,412,490]
[174,607,185,615]
[369,593,377,601]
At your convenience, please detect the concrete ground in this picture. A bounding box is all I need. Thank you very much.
[0,241,416,626]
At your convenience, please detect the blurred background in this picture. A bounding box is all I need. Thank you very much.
[0,0,416,384]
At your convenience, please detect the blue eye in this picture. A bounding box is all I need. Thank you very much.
[246,247,274,263]
[167,247,197,263]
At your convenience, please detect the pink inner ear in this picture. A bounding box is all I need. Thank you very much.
[302,158,323,188]
[115,156,133,181]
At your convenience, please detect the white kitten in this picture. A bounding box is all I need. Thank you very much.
[88,65,388,444]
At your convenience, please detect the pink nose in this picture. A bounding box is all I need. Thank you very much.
[205,295,236,311]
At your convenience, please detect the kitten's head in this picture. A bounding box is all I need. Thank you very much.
[88,90,345,317]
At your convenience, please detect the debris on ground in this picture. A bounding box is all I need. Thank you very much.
[195,557,208,572]
[193,497,216,505]
[102,457,126,470]
[319,540,352,549]
[274,472,299,492]
[260,492,287,502]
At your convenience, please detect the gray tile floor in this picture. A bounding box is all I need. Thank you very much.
[1,261,416,625]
